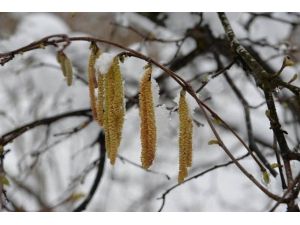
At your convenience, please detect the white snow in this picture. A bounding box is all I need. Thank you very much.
[95,52,116,74]
[1,12,299,212]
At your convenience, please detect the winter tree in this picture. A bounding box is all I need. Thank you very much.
[0,12,300,212]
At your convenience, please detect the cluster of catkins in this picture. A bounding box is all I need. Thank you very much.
[56,43,193,183]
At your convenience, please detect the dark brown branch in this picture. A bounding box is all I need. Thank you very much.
[273,135,287,189]
[263,89,293,187]
[212,52,277,177]
[269,173,300,212]
[218,12,297,191]
[73,131,106,212]
[195,59,236,93]
[0,109,91,146]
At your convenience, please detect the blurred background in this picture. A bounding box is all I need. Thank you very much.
[0,12,300,212]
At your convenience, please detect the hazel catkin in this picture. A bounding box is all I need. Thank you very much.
[103,57,125,165]
[56,51,73,86]
[178,90,193,183]
[139,64,157,169]
[97,71,105,126]
[88,42,101,122]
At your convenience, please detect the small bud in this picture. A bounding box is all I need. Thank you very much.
[262,171,270,185]
[208,139,220,145]
[288,73,298,84]
[0,175,10,186]
[283,56,294,67]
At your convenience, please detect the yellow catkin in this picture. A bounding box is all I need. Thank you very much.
[56,51,73,86]
[139,65,157,169]
[103,57,125,165]
[97,72,105,126]
[178,90,193,183]
[88,43,101,121]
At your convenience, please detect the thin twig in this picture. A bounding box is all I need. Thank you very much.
[0,109,92,146]
[269,173,300,212]
[157,153,250,212]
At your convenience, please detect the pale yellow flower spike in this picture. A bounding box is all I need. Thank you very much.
[139,64,157,169]
[88,42,101,122]
[178,90,193,183]
[97,72,105,126]
[104,57,125,165]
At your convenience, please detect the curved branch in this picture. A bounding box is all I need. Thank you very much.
[0,33,284,203]
[73,131,106,212]
[0,109,91,146]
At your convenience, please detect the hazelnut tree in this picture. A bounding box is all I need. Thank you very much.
[0,12,300,211]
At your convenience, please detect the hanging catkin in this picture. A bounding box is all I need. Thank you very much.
[97,71,105,126]
[139,64,157,169]
[88,42,101,122]
[56,51,73,86]
[103,57,125,165]
[178,90,193,183]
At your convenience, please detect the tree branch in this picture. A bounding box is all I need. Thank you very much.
[218,12,296,193]
[157,153,250,212]
[0,109,92,146]
[73,131,106,212]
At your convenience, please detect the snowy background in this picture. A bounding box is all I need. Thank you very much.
[0,12,300,211]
